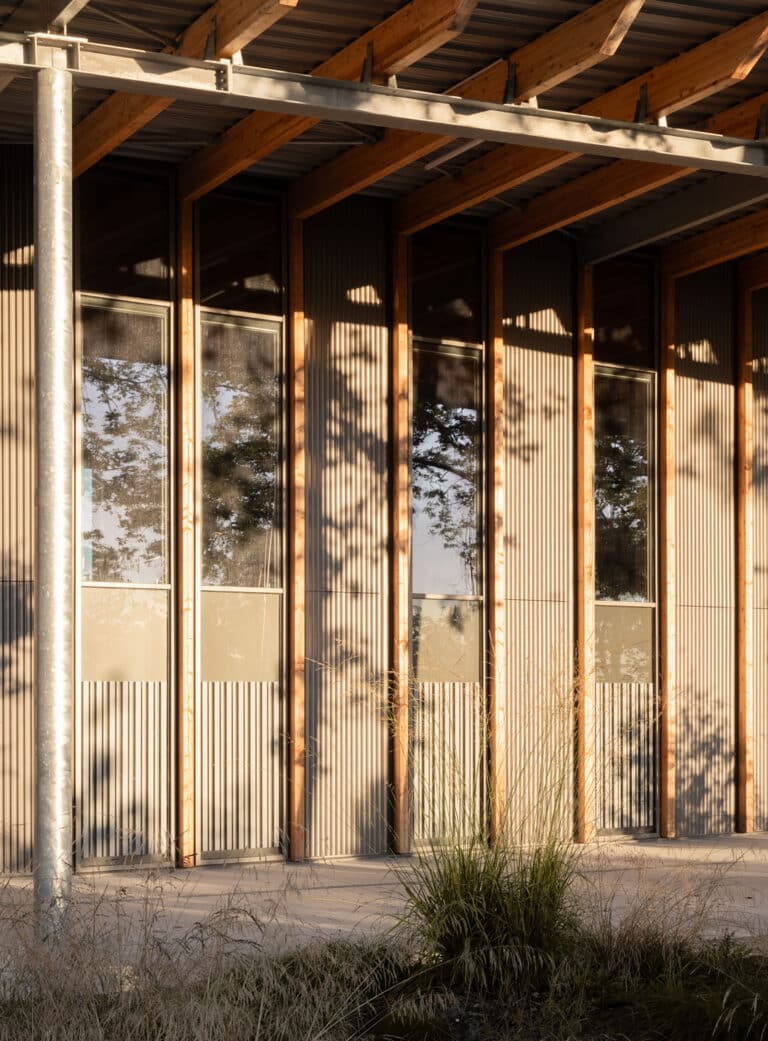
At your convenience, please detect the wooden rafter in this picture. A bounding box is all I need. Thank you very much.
[178,0,480,202]
[289,0,645,220]
[663,208,768,281]
[73,0,299,177]
[394,9,768,235]
[489,92,768,253]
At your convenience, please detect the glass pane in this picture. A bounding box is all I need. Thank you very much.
[201,590,281,682]
[411,226,483,344]
[81,301,170,584]
[79,167,170,300]
[202,314,282,588]
[594,258,655,369]
[595,603,654,684]
[412,599,482,683]
[594,372,652,602]
[412,346,482,597]
[81,586,168,682]
[199,193,283,315]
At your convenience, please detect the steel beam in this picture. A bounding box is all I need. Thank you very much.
[34,64,74,939]
[580,174,768,264]
[2,33,768,178]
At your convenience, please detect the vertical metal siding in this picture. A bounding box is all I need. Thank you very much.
[503,236,574,842]
[303,198,389,858]
[674,265,736,836]
[196,681,281,857]
[411,682,486,845]
[595,682,656,831]
[0,147,34,873]
[75,681,172,864]
[751,287,768,829]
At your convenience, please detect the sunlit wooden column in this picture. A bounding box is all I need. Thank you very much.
[488,247,507,844]
[176,195,197,867]
[737,269,756,833]
[659,273,676,838]
[288,217,307,861]
[391,232,410,854]
[576,263,595,844]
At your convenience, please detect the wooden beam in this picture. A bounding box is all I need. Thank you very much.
[488,247,506,844]
[736,273,755,834]
[391,233,410,854]
[176,196,197,868]
[659,275,676,838]
[663,208,768,281]
[576,264,595,844]
[289,0,645,220]
[73,0,298,177]
[492,161,685,254]
[179,0,480,201]
[490,93,768,254]
[737,251,768,294]
[288,217,306,861]
[394,9,768,234]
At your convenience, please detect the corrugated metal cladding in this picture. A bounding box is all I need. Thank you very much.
[595,683,655,831]
[751,287,768,831]
[502,235,574,843]
[674,264,736,837]
[303,198,390,858]
[0,146,34,874]
[75,682,172,865]
[197,682,281,858]
[411,682,486,845]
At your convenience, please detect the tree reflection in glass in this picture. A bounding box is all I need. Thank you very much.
[594,372,652,602]
[411,345,481,597]
[201,315,281,589]
[81,302,169,584]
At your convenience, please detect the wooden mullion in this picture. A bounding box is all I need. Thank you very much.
[737,277,754,833]
[576,264,595,844]
[391,232,410,854]
[659,274,676,838]
[288,217,306,861]
[488,248,506,843]
[176,196,197,867]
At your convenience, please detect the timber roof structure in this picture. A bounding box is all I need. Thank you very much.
[2,1,768,263]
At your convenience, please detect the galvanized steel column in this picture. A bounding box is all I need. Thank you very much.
[34,64,74,936]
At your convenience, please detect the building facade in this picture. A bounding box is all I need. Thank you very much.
[2,0,768,875]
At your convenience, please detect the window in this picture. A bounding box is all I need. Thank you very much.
[201,313,282,589]
[81,299,170,585]
[79,297,171,682]
[200,311,283,683]
[411,343,483,682]
[594,368,655,685]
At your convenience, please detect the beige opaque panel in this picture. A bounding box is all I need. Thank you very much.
[201,590,281,683]
[412,598,482,683]
[81,586,169,682]
[595,603,654,684]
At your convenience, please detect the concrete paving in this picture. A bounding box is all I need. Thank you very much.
[6,835,768,950]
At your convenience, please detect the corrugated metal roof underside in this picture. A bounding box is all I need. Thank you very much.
[2,0,768,238]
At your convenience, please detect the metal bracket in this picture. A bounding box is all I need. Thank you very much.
[756,103,768,141]
[204,15,216,60]
[357,41,370,85]
[25,31,88,69]
[634,82,648,123]
[215,58,233,93]
[503,61,516,105]
[387,73,398,89]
